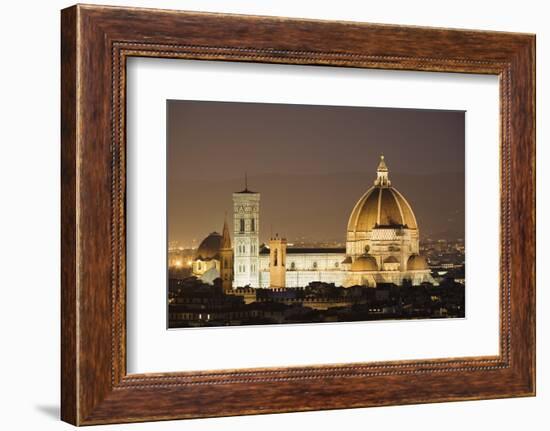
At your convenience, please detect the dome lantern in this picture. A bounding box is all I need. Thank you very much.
[374,154,391,187]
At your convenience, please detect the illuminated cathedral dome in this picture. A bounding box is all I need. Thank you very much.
[347,155,417,233]
[196,232,223,260]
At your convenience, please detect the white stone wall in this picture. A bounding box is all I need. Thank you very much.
[259,269,348,288]
[258,252,347,287]
[285,252,345,271]
[260,267,434,288]
[259,252,346,271]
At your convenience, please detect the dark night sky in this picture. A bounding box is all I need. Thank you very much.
[167,100,465,247]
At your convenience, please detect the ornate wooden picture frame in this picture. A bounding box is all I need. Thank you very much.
[61,4,535,425]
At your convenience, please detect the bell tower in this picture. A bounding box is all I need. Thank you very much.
[233,175,260,288]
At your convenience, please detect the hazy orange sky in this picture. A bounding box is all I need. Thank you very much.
[167,100,465,247]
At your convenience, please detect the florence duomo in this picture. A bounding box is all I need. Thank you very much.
[191,156,434,290]
[167,100,465,328]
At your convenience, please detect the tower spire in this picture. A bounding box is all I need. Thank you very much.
[235,173,256,194]
[219,213,234,290]
[374,154,391,187]
[221,214,231,249]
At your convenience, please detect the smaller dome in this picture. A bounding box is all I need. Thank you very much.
[196,232,223,260]
[384,255,399,264]
[351,255,378,271]
[407,254,428,270]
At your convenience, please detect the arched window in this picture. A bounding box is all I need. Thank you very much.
[273,249,278,266]
[313,262,318,269]
[290,262,295,270]
[240,218,245,233]
[251,218,255,232]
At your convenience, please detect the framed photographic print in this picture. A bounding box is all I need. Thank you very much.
[61,4,535,425]
[164,101,466,329]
